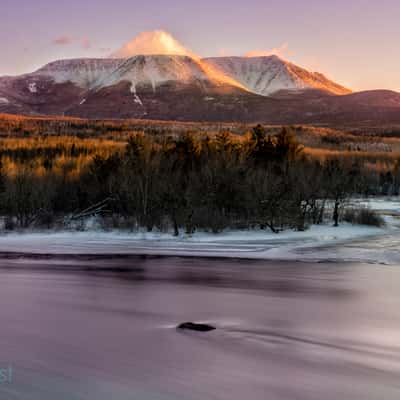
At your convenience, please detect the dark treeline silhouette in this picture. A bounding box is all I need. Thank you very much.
[0,125,389,233]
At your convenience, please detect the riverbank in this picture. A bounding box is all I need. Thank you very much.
[0,222,391,263]
[0,197,398,264]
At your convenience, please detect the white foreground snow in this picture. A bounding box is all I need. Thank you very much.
[0,223,389,263]
[0,198,398,264]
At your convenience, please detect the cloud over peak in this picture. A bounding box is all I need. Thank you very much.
[111,30,193,58]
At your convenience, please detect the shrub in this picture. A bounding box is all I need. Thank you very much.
[343,206,385,227]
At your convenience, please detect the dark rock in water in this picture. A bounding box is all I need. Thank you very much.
[177,322,216,332]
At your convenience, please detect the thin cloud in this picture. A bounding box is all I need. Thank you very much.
[53,36,74,46]
[244,43,289,58]
[52,36,92,50]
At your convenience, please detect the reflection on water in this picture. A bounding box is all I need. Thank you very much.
[0,257,399,399]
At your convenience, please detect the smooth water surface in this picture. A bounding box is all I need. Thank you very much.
[0,256,399,399]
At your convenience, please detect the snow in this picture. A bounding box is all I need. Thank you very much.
[204,56,349,96]
[130,82,143,106]
[134,95,143,105]
[205,56,296,96]
[28,55,348,96]
[28,82,37,93]
[0,222,388,263]
[79,99,86,105]
[0,198,397,264]
[34,59,123,89]
[0,97,9,104]
[356,197,400,213]
[101,55,211,92]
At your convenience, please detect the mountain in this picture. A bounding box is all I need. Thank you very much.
[0,54,248,118]
[91,55,246,92]
[34,58,122,89]
[205,56,351,96]
[1,52,400,127]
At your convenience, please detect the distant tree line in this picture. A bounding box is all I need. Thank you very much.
[0,125,390,232]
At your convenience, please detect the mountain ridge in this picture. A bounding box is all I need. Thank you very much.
[204,55,350,96]
[1,54,400,127]
[4,54,350,95]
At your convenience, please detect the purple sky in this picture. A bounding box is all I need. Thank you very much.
[1,0,399,91]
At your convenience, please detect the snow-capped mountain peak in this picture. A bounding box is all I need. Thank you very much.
[93,55,247,92]
[99,55,208,91]
[0,48,352,121]
[33,58,123,89]
[204,56,350,95]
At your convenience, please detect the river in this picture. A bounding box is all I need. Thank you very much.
[0,256,399,399]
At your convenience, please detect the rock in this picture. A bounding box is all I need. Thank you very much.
[177,322,216,332]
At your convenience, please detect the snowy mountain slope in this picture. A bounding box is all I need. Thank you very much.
[10,55,350,96]
[204,56,351,96]
[0,55,248,118]
[94,54,247,93]
[96,55,215,91]
[25,55,245,93]
[33,58,123,89]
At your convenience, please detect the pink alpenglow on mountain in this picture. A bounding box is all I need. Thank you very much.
[1,30,400,126]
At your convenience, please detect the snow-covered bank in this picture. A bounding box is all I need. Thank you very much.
[0,223,389,263]
[0,197,399,264]
[357,197,400,214]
